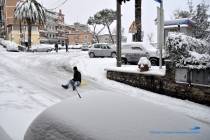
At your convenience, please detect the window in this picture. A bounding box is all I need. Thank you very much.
[94,44,100,48]
[101,45,107,49]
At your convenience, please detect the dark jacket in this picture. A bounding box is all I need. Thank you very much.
[73,70,81,82]
[55,44,58,50]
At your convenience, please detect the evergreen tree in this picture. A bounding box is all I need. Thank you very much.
[94,9,116,44]
[174,10,191,19]
[173,1,209,40]
[192,2,209,39]
[173,0,194,19]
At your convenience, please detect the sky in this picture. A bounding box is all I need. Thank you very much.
[37,0,210,42]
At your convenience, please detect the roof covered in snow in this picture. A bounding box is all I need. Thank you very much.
[164,18,195,26]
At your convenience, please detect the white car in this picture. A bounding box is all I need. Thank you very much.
[69,44,82,49]
[121,42,164,65]
[30,44,54,52]
[6,44,19,52]
[0,39,20,52]
[88,43,116,58]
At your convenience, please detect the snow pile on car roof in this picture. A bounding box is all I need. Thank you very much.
[24,92,210,140]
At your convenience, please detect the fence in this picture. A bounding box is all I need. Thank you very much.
[106,60,210,106]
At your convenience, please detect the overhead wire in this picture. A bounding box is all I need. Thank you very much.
[47,0,69,11]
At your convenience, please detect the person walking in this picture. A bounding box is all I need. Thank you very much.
[55,43,58,53]
[65,43,69,52]
[62,66,81,91]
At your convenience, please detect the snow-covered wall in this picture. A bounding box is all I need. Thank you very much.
[106,60,210,106]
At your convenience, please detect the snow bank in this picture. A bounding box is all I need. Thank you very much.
[0,48,209,140]
[24,92,210,140]
[166,33,210,69]
[0,127,12,140]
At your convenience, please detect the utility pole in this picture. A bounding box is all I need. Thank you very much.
[116,0,130,67]
[116,0,122,67]
[157,1,164,69]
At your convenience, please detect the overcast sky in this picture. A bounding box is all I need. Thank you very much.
[37,0,210,42]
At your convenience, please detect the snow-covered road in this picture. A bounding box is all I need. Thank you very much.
[0,47,210,140]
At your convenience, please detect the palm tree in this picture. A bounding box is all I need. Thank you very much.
[134,0,142,42]
[14,0,46,49]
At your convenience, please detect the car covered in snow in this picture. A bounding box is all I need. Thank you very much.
[0,39,26,52]
[24,92,208,140]
[88,43,116,58]
[30,44,54,52]
[6,44,19,52]
[121,42,165,65]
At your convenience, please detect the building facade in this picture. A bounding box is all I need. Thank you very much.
[0,0,67,46]
[1,0,40,45]
[39,10,60,44]
[56,9,67,45]
[66,23,93,45]
[39,9,67,45]
[98,34,127,44]
[164,18,194,41]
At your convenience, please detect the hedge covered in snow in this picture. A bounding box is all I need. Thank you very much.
[166,33,210,69]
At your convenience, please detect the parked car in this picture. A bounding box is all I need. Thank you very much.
[58,44,66,50]
[69,44,82,49]
[88,43,116,58]
[121,42,165,65]
[6,43,19,52]
[30,44,54,52]
[0,39,22,52]
[81,44,89,51]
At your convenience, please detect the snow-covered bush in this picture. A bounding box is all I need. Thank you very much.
[166,33,210,69]
[138,57,151,72]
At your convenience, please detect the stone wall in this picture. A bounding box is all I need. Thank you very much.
[106,60,210,106]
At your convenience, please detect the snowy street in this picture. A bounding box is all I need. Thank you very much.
[0,47,210,140]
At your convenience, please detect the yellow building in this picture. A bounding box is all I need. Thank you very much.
[7,25,40,45]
